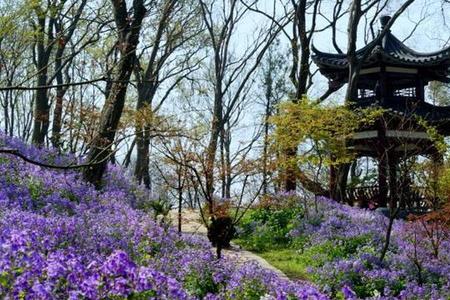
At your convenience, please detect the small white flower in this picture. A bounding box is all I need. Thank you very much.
[259,294,275,300]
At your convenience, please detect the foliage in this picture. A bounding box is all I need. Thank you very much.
[415,161,450,207]
[236,194,303,252]
[145,195,173,222]
[436,163,450,203]
[429,81,450,106]
[416,117,447,155]
[271,99,383,167]
[184,270,220,298]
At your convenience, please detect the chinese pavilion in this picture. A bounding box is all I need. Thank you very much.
[312,16,450,210]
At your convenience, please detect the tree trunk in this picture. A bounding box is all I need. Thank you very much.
[83,0,146,188]
[332,163,350,202]
[135,127,152,188]
[284,147,297,192]
[388,156,398,209]
[220,128,226,198]
[134,82,154,188]
[51,1,86,149]
[204,76,223,210]
[31,9,54,147]
[32,20,51,146]
[205,124,221,209]
[32,73,50,146]
[178,182,183,234]
[262,102,270,194]
[378,151,388,207]
[83,60,136,187]
[224,128,231,199]
[133,0,176,187]
[379,211,395,261]
[285,0,316,192]
[51,88,66,149]
[220,125,231,199]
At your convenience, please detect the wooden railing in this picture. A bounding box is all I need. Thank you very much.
[345,185,432,211]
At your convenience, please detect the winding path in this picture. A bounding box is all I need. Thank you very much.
[168,209,288,280]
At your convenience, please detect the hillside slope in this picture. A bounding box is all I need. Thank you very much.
[0,133,326,299]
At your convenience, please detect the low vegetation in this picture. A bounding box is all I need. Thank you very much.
[235,194,450,299]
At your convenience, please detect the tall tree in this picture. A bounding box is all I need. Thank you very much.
[134,0,201,189]
[29,0,97,146]
[50,0,101,148]
[252,0,346,192]
[258,40,290,194]
[198,0,281,207]
[30,0,59,145]
[83,0,147,187]
[172,0,284,258]
[0,1,31,138]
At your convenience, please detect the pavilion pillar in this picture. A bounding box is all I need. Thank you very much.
[416,78,425,101]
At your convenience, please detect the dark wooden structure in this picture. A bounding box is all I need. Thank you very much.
[312,16,450,210]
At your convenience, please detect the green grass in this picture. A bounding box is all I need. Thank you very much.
[235,239,362,282]
[259,249,311,280]
[233,238,310,280]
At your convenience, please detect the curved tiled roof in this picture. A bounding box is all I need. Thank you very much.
[312,32,450,69]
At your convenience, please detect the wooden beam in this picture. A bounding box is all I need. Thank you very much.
[385,66,418,74]
[385,130,429,139]
[352,130,378,139]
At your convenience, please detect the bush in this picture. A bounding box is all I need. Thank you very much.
[236,206,302,252]
[184,270,220,298]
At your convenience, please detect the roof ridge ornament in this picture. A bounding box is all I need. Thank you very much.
[380,15,391,29]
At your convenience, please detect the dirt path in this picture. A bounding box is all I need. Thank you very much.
[168,209,289,280]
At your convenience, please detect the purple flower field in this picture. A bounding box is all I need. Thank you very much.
[0,133,326,299]
[288,197,450,299]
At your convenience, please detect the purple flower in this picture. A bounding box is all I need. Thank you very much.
[342,285,356,299]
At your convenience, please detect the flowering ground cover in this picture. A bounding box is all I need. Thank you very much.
[0,133,326,299]
[236,194,450,299]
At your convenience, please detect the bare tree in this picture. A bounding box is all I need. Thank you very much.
[50,0,106,149]
[198,0,281,206]
[257,39,290,194]
[154,137,194,233]
[0,2,31,138]
[83,0,147,187]
[159,0,285,258]
[30,1,90,145]
[133,0,202,189]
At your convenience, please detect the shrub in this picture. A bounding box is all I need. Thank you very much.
[236,203,303,252]
[184,270,220,298]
